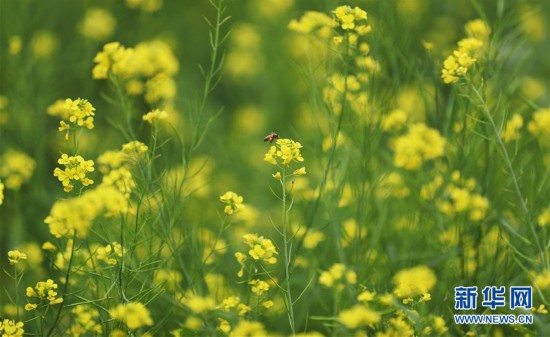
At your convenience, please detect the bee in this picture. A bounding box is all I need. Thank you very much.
[263,132,279,143]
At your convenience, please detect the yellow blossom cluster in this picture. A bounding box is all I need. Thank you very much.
[264,138,304,166]
[25,279,63,311]
[423,171,489,221]
[0,150,36,190]
[181,293,216,314]
[44,185,129,238]
[0,319,24,337]
[79,8,116,41]
[0,180,3,205]
[219,191,244,215]
[154,269,183,292]
[502,113,523,142]
[7,250,27,265]
[92,40,178,106]
[125,0,163,12]
[319,263,357,289]
[333,5,370,34]
[95,242,124,265]
[53,153,95,192]
[393,265,436,298]
[248,279,270,296]
[528,107,550,142]
[338,305,381,329]
[109,302,153,330]
[538,207,550,227]
[230,320,267,337]
[243,233,278,264]
[392,123,446,170]
[442,19,490,83]
[70,305,103,337]
[57,98,96,139]
[235,233,278,278]
[288,11,334,37]
[143,108,168,124]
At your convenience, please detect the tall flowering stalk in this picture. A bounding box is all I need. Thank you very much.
[264,138,306,335]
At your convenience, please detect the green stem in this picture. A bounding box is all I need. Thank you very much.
[281,168,296,335]
[468,81,546,267]
[46,231,77,337]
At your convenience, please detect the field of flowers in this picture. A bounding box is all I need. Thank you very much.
[2,0,550,336]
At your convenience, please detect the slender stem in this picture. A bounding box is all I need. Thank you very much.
[468,82,546,267]
[47,231,77,337]
[281,168,296,335]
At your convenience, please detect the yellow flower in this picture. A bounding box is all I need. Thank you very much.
[319,263,356,289]
[392,124,446,170]
[0,319,25,337]
[264,138,304,166]
[79,8,116,41]
[357,290,376,302]
[502,114,523,142]
[0,150,36,190]
[393,265,437,298]
[219,296,240,311]
[528,107,550,138]
[95,242,124,265]
[109,302,153,330]
[230,320,267,337]
[219,191,244,215]
[272,171,282,180]
[243,233,278,264]
[143,109,168,124]
[25,279,63,310]
[338,305,381,329]
[249,279,270,296]
[293,167,307,176]
[53,154,95,192]
[7,250,27,265]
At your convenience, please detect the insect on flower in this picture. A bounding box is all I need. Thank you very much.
[263,133,279,143]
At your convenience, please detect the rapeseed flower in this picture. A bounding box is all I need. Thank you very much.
[264,138,304,166]
[109,302,153,330]
[25,279,63,311]
[0,180,4,205]
[243,233,278,264]
[79,8,116,41]
[143,109,168,124]
[392,124,446,170]
[0,319,25,337]
[53,153,95,192]
[7,250,27,265]
[0,150,36,190]
[393,265,436,298]
[219,191,244,215]
[319,263,357,289]
[338,305,381,328]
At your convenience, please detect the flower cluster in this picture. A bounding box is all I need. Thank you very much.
[79,8,116,41]
[333,5,370,34]
[53,153,95,192]
[264,138,304,166]
[219,191,244,215]
[143,108,168,124]
[56,98,96,139]
[25,279,64,311]
[319,263,357,289]
[93,40,179,107]
[235,233,278,278]
[45,185,129,238]
[0,319,25,337]
[109,302,153,330]
[70,305,103,336]
[0,150,36,190]
[528,107,550,140]
[338,305,381,329]
[7,250,27,265]
[422,171,489,221]
[393,265,436,299]
[392,123,446,170]
[95,242,124,265]
[441,19,490,84]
